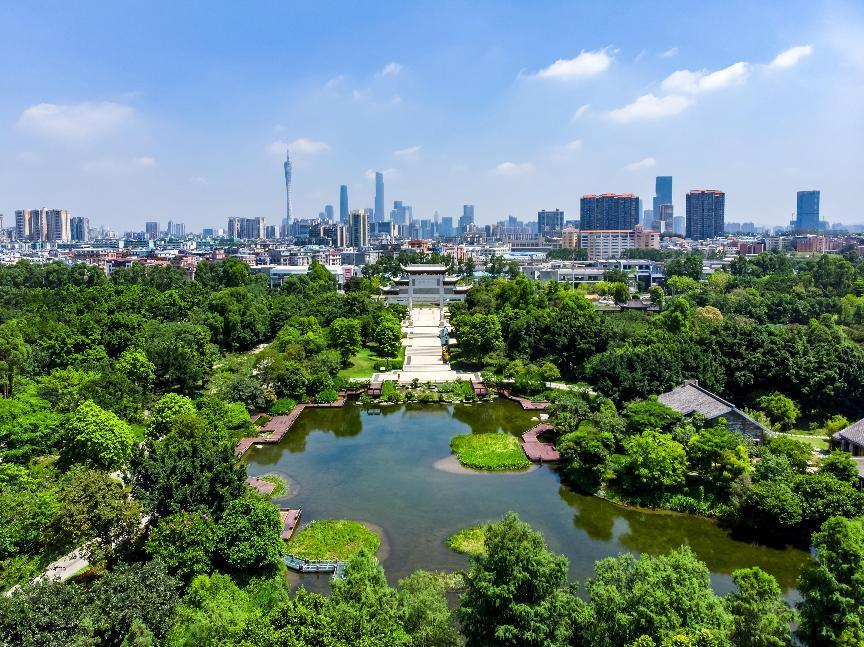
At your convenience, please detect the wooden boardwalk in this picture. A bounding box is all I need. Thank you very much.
[521,423,560,462]
[245,476,276,496]
[279,508,302,540]
[234,393,348,457]
[499,389,549,410]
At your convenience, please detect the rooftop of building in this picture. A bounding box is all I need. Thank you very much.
[581,193,639,199]
[833,418,864,446]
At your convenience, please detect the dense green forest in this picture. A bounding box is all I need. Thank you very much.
[1,252,864,645]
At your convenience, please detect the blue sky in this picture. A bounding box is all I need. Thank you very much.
[1,0,862,231]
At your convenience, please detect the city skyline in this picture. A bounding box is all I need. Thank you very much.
[0,1,862,229]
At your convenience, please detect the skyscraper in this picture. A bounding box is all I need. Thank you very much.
[339,185,349,223]
[795,190,820,231]
[71,216,90,242]
[579,194,640,230]
[348,210,369,247]
[653,176,672,217]
[537,209,565,234]
[284,149,292,225]
[324,204,335,222]
[458,205,475,233]
[685,190,725,240]
[14,209,71,242]
[659,203,674,233]
[145,221,159,240]
[374,172,385,222]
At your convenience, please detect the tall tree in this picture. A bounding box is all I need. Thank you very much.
[724,567,795,647]
[62,400,134,470]
[458,512,581,647]
[797,516,864,646]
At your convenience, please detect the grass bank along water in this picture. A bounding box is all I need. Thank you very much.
[242,400,809,596]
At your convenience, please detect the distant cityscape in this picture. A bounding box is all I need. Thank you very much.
[1,146,862,281]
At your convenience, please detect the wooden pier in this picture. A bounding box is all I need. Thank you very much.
[279,508,302,540]
[521,423,560,462]
[235,392,349,457]
[245,476,276,496]
[498,389,549,411]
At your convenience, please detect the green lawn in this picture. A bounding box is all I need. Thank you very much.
[446,524,489,557]
[338,345,405,379]
[776,433,829,451]
[450,433,531,471]
[287,520,380,561]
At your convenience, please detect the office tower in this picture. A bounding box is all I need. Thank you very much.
[202,228,215,238]
[579,194,640,230]
[685,190,725,240]
[173,222,185,237]
[652,176,672,221]
[659,203,674,233]
[324,204,335,222]
[70,217,89,242]
[673,215,685,236]
[339,185,349,223]
[642,209,654,229]
[374,172,385,222]
[145,221,159,240]
[537,209,565,234]
[440,216,454,237]
[347,210,369,247]
[795,190,820,231]
[390,200,406,225]
[265,225,278,239]
[284,149,292,224]
[458,205,475,233]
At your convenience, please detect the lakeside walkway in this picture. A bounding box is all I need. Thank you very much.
[235,392,348,457]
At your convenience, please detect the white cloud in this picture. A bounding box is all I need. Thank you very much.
[624,157,657,171]
[531,49,613,79]
[659,47,679,59]
[324,75,345,89]
[18,101,135,139]
[267,138,331,156]
[379,62,403,77]
[393,145,421,158]
[134,156,157,168]
[572,104,590,120]
[768,45,813,69]
[661,62,750,94]
[607,93,691,122]
[492,161,533,175]
[556,140,583,155]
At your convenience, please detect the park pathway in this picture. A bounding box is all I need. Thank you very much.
[372,307,479,385]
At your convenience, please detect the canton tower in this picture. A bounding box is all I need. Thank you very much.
[283,148,292,225]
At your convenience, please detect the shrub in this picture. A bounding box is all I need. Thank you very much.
[268,398,297,415]
[315,388,339,404]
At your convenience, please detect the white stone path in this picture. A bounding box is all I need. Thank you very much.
[372,307,479,385]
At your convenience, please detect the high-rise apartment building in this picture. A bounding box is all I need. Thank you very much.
[324,204,335,222]
[685,190,725,240]
[374,172,385,222]
[579,194,640,230]
[537,209,565,234]
[795,190,820,231]
[339,185,349,223]
[673,215,685,236]
[70,216,90,242]
[347,210,369,248]
[145,221,159,240]
[173,222,185,237]
[15,209,71,242]
[227,217,265,239]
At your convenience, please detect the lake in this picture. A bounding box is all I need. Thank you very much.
[244,399,809,596]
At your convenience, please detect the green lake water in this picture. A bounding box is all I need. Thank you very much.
[244,400,809,596]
